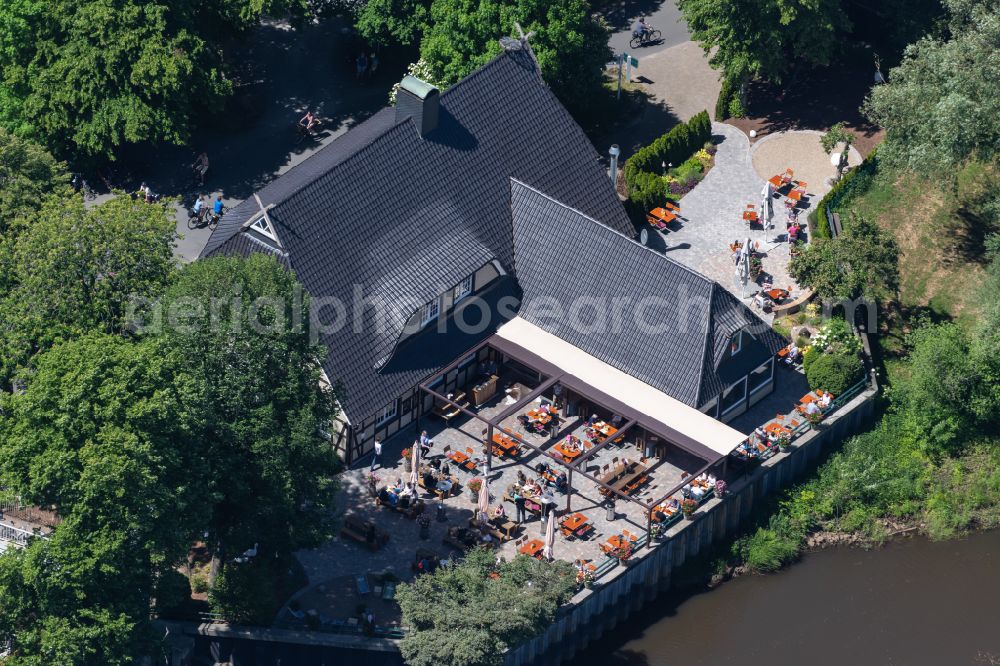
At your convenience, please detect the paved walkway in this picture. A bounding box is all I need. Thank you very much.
[658,122,800,304]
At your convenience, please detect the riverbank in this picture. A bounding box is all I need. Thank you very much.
[578,528,1000,666]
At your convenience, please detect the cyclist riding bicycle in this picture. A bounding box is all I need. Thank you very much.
[213,195,224,216]
[299,111,319,132]
[633,17,649,42]
[192,196,206,221]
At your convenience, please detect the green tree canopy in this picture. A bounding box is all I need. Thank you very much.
[863,0,1000,173]
[676,0,850,82]
[397,548,577,666]
[355,0,431,45]
[790,214,899,301]
[0,195,176,387]
[0,129,70,235]
[153,254,341,575]
[0,335,209,665]
[0,334,207,556]
[356,0,612,113]
[0,0,312,161]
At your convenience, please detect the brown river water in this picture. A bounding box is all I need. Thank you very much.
[579,529,1000,666]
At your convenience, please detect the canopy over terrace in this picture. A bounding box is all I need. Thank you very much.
[418,316,748,548]
[492,317,746,461]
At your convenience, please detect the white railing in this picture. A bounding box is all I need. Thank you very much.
[0,522,37,548]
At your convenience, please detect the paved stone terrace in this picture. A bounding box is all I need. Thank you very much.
[661,123,819,308]
[294,379,713,600]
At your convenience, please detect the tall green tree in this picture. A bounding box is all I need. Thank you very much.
[0,0,313,161]
[863,0,1000,173]
[676,0,850,82]
[397,548,577,666]
[789,214,899,301]
[0,129,70,235]
[355,0,431,45]
[0,334,208,665]
[153,254,340,582]
[417,0,611,113]
[0,195,176,387]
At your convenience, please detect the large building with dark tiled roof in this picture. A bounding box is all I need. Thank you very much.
[202,46,784,463]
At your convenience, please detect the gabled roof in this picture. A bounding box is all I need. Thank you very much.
[202,49,632,422]
[508,180,786,408]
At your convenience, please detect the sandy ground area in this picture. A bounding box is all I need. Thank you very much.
[751,130,863,202]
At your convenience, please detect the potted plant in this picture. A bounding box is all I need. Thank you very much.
[417,515,431,540]
[614,542,633,564]
[681,498,699,520]
[776,435,791,451]
[714,479,728,500]
[580,569,596,589]
[402,448,412,473]
[467,478,483,502]
[806,411,823,429]
[749,256,762,280]
[650,522,666,541]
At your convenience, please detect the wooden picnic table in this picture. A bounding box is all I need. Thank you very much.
[560,513,590,537]
[446,450,478,472]
[646,207,677,230]
[491,432,519,457]
[764,422,791,437]
[598,461,647,496]
[526,408,553,424]
[519,539,545,558]
[554,442,582,462]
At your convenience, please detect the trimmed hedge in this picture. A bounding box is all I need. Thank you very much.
[812,146,880,238]
[623,110,712,214]
[804,347,863,396]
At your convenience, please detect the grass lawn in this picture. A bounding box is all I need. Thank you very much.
[844,169,989,328]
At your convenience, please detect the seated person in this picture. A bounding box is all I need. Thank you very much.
[804,400,821,416]
[436,477,454,496]
[422,470,437,490]
[688,484,705,500]
[492,504,506,519]
[554,472,568,493]
[611,414,622,427]
[440,461,450,476]
[534,462,549,476]
[785,343,800,364]
[516,470,527,486]
[652,508,667,522]
[377,487,391,504]
[818,392,833,409]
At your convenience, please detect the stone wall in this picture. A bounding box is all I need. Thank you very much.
[503,383,878,666]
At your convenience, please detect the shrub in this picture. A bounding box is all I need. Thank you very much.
[727,95,745,119]
[624,110,712,215]
[190,573,209,594]
[812,146,880,237]
[716,74,737,121]
[805,347,864,395]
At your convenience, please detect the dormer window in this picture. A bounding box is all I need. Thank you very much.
[453,275,473,303]
[421,299,440,326]
[250,215,276,241]
[730,330,742,356]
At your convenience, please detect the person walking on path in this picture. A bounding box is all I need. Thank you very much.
[370,439,383,471]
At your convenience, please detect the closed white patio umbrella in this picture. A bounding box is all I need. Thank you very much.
[543,511,556,561]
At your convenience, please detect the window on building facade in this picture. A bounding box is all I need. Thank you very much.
[375,399,398,425]
[421,299,440,326]
[453,275,473,303]
[249,215,277,242]
[748,358,774,394]
[721,378,747,413]
[730,329,743,356]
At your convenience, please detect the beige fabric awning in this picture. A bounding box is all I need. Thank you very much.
[494,317,746,456]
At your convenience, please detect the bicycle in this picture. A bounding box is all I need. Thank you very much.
[187,207,219,231]
[629,28,662,49]
[295,118,322,145]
